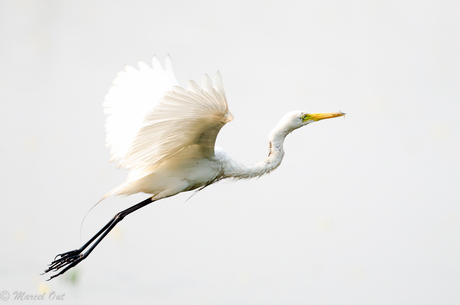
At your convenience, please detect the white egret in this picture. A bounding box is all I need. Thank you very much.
[44,55,344,280]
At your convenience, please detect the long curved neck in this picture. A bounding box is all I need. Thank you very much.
[222,121,291,180]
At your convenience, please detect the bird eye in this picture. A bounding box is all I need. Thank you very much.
[301,114,309,122]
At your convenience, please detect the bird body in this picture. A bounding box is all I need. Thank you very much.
[105,110,308,199]
[108,145,223,198]
[44,55,344,280]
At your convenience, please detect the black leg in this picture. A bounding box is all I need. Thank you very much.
[43,197,154,280]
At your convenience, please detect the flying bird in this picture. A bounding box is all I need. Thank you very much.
[44,55,344,280]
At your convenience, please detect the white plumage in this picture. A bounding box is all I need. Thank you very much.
[44,55,344,280]
[104,57,177,164]
[103,55,233,198]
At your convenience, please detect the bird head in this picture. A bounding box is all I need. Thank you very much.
[268,110,345,141]
[280,110,345,132]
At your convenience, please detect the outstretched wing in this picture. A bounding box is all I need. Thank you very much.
[104,56,233,170]
[104,55,179,165]
[121,72,233,169]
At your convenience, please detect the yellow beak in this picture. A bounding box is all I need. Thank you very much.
[310,112,345,121]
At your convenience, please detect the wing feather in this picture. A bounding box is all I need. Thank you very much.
[104,56,178,164]
[104,56,233,171]
[120,73,233,169]
[164,54,179,84]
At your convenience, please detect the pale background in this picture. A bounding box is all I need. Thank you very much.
[1,0,459,304]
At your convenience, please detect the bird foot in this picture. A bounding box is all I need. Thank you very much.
[43,249,85,280]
